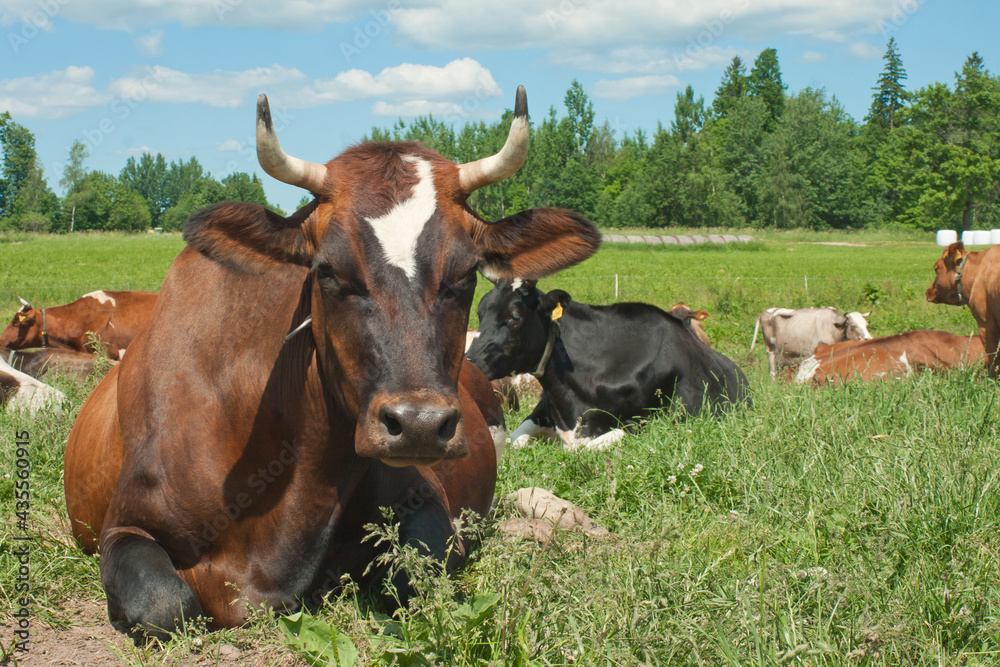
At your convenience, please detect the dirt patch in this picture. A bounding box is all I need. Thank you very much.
[9,600,295,666]
[13,600,127,666]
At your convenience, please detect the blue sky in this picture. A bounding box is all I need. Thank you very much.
[2,0,998,213]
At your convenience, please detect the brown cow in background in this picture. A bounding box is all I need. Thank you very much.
[1,291,158,361]
[795,330,984,385]
[669,302,711,347]
[926,242,1000,376]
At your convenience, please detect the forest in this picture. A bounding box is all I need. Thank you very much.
[1,40,998,234]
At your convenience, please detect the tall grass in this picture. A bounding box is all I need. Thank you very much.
[1,231,997,665]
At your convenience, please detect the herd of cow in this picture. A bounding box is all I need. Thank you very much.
[0,88,994,643]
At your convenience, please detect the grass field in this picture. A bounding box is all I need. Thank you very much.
[1,230,998,666]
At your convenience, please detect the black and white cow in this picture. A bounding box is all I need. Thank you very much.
[465,280,751,451]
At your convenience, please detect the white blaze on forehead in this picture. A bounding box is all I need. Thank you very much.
[83,290,117,307]
[845,312,872,340]
[365,155,437,280]
[511,278,523,291]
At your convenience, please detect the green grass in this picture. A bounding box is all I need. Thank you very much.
[2,230,998,665]
[0,232,184,309]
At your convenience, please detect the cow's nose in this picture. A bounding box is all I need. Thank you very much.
[379,404,460,445]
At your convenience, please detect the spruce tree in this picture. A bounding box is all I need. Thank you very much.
[713,56,749,119]
[866,38,908,136]
[748,48,787,131]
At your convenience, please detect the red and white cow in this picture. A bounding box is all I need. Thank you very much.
[795,330,984,384]
[1,291,158,360]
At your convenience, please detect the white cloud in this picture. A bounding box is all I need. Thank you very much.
[0,59,501,119]
[0,0,374,31]
[105,59,499,110]
[109,64,306,108]
[215,139,245,152]
[814,30,849,43]
[372,100,467,117]
[135,30,164,57]
[848,41,883,59]
[298,58,501,107]
[0,66,110,119]
[114,145,154,157]
[391,0,919,51]
[0,0,916,45]
[800,50,828,63]
[549,45,743,75]
[590,75,682,101]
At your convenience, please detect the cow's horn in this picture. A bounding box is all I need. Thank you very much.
[17,297,31,311]
[458,86,529,195]
[256,94,327,194]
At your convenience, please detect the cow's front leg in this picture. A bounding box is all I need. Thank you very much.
[101,526,205,643]
[508,394,558,448]
[387,489,462,606]
[570,428,626,451]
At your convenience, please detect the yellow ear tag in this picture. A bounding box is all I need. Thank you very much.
[551,304,564,321]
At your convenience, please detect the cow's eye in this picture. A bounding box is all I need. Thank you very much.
[316,265,367,298]
[439,268,477,302]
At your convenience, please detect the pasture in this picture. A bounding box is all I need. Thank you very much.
[1,231,998,666]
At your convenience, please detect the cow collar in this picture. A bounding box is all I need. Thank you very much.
[533,304,564,377]
[41,308,48,347]
[955,252,970,306]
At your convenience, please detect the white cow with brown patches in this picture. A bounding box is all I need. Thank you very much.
[750,306,872,379]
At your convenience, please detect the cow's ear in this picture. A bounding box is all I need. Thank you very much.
[693,310,709,321]
[539,289,571,319]
[834,319,847,330]
[471,209,601,281]
[949,242,966,263]
[184,201,318,272]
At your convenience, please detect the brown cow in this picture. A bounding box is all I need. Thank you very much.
[669,302,711,347]
[1,291,158,360]
[926,242,1000,376]
[64,87,601,641]
[3,346,112,383]
[794,330,984,385]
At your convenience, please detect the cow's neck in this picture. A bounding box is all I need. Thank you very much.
[957,251,985,303]
[530,306,578,386]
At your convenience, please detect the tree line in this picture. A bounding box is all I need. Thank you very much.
[2,40,999,233]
